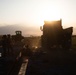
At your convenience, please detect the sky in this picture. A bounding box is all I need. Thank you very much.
[0,0,76,35]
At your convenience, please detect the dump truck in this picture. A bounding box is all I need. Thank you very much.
[40,19,73,49]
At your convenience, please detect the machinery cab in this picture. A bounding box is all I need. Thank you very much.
[14,31,24,42]
[40,19,73,49]
[15,31,22,36]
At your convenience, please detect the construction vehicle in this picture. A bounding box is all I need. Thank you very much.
[40,19,73,49]
[26,20,75,75]
[12,31,24,42]
[0,31,24,75]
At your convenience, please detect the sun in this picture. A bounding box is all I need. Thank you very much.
[35,8,61,26]
[43,9,61,21]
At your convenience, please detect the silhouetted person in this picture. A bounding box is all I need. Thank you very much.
[25,45,32,58]
[7,34,13,55]
[2,35,7,57]
[22,45,26,56]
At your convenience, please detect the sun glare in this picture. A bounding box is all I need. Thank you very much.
[35,7,61,26]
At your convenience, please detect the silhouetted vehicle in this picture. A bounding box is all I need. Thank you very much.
[12,31,24,42]
[0,31,24,75]
[40,19,73,49]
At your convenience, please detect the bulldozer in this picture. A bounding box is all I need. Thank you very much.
[40,19,73,49]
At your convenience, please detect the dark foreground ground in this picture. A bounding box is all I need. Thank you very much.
[0,46,23,75]
[26,48,76,75]
[0,47,76,75]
